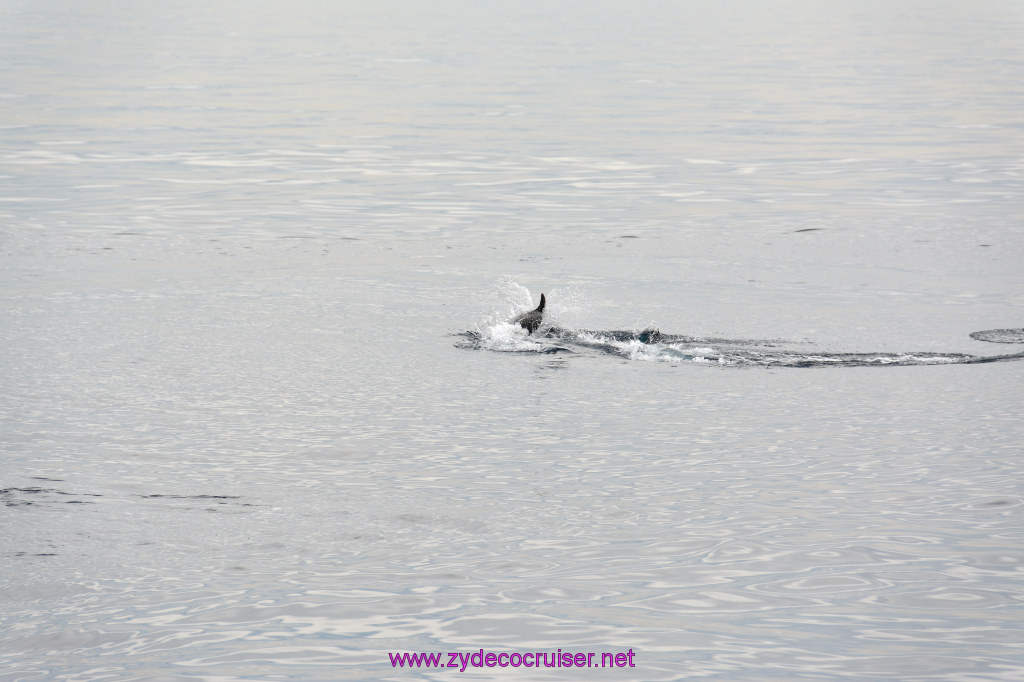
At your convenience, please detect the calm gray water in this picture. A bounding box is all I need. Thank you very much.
[2,1,1024,680]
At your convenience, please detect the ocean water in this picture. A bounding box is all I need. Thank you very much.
[2,1,1024,680]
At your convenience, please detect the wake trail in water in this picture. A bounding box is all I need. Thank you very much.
[455,326,1024,368]
[456,281,1023,367]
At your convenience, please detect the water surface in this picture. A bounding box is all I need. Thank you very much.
[2,1,1024,680]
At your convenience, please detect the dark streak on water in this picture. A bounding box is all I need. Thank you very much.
[1,488,103,507]
[138,494,241,500]
[969,328,1024,344]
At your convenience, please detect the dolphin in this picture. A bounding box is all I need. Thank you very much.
[513,293,546,334]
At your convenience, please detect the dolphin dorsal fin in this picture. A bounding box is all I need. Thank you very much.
[536,293,546,312]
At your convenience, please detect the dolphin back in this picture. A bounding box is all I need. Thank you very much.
[513,292,546,334]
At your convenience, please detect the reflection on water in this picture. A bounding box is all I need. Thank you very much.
[2,147,1023,241]
[4,406,1024,680]
[3,0,1024,679]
